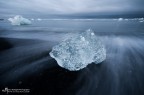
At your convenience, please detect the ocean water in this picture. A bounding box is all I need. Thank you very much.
[0,19,144,95]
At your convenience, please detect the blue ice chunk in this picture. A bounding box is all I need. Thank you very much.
[8,15,31,25]
[50,29,106,71]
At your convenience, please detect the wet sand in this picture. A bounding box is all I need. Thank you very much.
[0,31,144,95]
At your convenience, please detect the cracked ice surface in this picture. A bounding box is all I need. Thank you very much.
[50,29,106,71]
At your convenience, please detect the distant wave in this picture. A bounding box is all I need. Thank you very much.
[30,18,144,22]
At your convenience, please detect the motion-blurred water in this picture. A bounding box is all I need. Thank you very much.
[0,19,144,95]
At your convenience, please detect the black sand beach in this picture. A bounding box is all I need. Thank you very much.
[0,32,144,95]
[0,19,144,95]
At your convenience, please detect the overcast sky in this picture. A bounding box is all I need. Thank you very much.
[0,0,144,17]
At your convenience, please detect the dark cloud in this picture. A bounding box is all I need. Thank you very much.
[0,0,144,16]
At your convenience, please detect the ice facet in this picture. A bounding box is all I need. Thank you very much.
[50,29,106,71]
[8,15,31,25]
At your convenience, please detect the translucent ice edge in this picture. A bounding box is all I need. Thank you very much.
[50,29,106,71]
[8,15,31,25]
